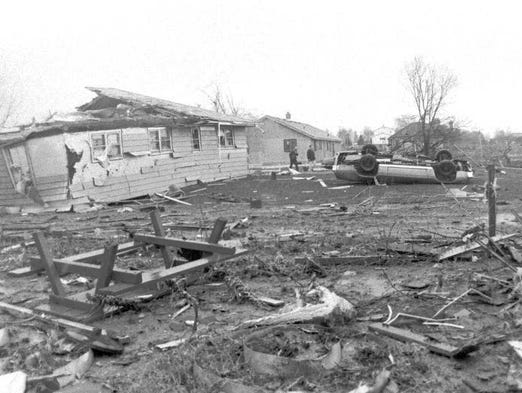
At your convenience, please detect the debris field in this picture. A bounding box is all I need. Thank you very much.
[1,167,522,393]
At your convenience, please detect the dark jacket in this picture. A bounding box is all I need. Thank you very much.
[307,148,315,161]
[289,150,298,161]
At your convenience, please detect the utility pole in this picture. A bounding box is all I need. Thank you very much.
[487,164,496,236]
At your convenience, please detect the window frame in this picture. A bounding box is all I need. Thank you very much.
[148,127,172,154]
[191,127,202,151]
[218,127,235,148]
[90,130,123,162]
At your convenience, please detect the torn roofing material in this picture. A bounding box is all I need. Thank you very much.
[0,116,178,147]
[80,87,254,126]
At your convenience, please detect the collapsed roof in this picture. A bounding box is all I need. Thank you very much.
[0,87,254,146]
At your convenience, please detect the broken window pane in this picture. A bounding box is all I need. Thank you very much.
[92,134,106,157]
[192,128,201,150]
[91,131,122,161]
[106,132,121,157]
[225,129,234,146]
[149,128,170,152]
[160,129,171,150]
[219,127,234,147]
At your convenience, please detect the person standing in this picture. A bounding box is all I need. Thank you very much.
[306,144,316,170]
[289,147,299,171]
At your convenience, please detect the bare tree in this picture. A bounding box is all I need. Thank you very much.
[394,114,417,130]
[405,57,457,155]
[362,126,374,144]
[0,59,20,128]
[337,127,353,148]
[205,84,246,117]
[487,130,522,166]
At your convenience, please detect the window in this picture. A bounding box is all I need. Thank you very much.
[91,131,122,160]
[314,140,323,151]
[191,128,201,150]
[148,127,172,153]
[283,139,297,152]
[219,127,235,148]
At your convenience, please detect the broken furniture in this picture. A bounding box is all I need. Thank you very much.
[18,210,247,322]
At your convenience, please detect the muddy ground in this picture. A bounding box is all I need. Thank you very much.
[1,166,522,392]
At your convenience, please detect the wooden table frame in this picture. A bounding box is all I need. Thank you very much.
[20,210,245,322]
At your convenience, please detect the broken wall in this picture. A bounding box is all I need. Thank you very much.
[66,125,248,203]
[25,134,69,204]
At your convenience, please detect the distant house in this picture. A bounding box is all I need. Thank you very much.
[389,121,488,161]
[247,114,341,165]
[371,126,395,151]
[0,87,253,211]
[389,121,458,153]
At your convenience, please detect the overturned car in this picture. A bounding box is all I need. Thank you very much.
[332,145,473,184]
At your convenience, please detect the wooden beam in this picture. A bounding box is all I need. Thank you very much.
[33,232,66,297]
[487,164,496,236]
[98,248,249,296]
[28,257,142,284]
[208,218,227,243]
[49,294,98,312]
[369,323,477,357]
[438,233,516,261]
[154,192,192,206]
[54,241,138,264]
[95,244,118,292]
[28,241,139,270]
[150,210,173,268]
[134,234,236,255]
[0,301,110,336]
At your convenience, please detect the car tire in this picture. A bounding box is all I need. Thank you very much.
[361,144,379,156]
[433,160,457,182]
[355,154,379,176]
[435,149,453,162]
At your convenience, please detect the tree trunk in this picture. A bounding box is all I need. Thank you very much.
[422,124,430,156]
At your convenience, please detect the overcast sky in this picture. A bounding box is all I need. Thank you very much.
[1,0,521,135]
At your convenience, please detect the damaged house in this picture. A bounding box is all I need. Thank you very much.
[0,87,253,211]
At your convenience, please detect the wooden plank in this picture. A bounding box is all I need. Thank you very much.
[438,233,517,261]
[295,255,382,264]
[49,293,97,312]
[368,323,478,358]
[30,241,138,266]
[33,232,66,297]
[98,248,249,296]
[28,257,142,284]
[208,218,227,243]
[164,224,213,231]
[134,234,235,255]
[95,244,118,292]
[154,193,192,206]
[0,301,110,336]
[7,267,38,277]
[150,210,173,268]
